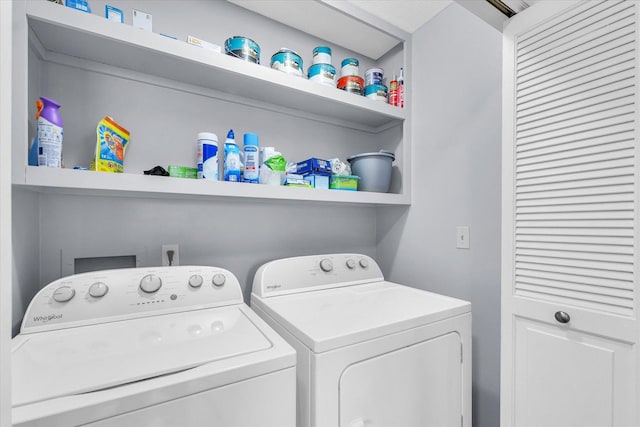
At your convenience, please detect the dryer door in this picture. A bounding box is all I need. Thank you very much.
[339,332,462,427]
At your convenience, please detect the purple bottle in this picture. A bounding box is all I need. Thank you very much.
[30,97,63,168]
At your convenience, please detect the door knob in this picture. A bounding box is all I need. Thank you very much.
[554,311,570,324]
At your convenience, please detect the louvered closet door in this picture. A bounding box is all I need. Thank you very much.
[501,2,639,427]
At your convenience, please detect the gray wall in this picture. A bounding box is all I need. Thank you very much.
[376,4,502,427]
[32,194,376,317]
[11,190,40,336]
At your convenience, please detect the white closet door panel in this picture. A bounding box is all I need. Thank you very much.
[516,1,627,53]
[518,46,635,97]
[513,317,634,427]
[504,2,638,424]
[516,153,634,177]
[517,139,633,165]
[517,192,633,207]
[517,78,634,117]
[516,123,633,154]
[517,184,634,200]
[516,113,634,146]
[518,54,635,107]
[516,166,634,187]
[517,2,634,71]
[516,241,633,255]
[515,254,633,271]
[516,233,633,246]
[517,93,634,131]
[517,86,634,125]
[516,103,633,140]
[515,268,633,291]
[516,284,632,310]
[516,202,634,215]
[516,219,633,228]
[516,68,634,113]
[515,248,633,264]
[517,24,634,85]
[515,291,632,318]
[515,227,632,237]
[515,276,633,298]
[515,261,634,282]
[515,175,633,194]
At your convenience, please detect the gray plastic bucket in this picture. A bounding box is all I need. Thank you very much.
[347,150,395,192]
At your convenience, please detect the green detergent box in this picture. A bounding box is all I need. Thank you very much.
[168,165,198,179]
[330,175,359,191]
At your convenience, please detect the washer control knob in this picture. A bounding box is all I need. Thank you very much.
[346,259,356,269]
[320,258,334,272]
[53,286,75,303]
[359,258,369,269]
[212,273,226,287]
[88,282,109,298]
[188,274,204,288]
[139,274,162,293]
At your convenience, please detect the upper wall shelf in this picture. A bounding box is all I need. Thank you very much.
[26,1,406,131]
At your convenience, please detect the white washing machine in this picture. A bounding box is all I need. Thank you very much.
[251,253,472,427]
[12,266,296,427]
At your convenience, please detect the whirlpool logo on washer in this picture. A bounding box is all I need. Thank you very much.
[266,284,282,291]
[32,313,63,323]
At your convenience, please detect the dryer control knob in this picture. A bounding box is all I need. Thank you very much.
[320,258,334,272]
[212,273,226,287]
[53,286,75,303]
[346,259,356,269]
[88,282,109,298]
[139,274,162,293]
[359,258,369,269]
[188,274,204,288]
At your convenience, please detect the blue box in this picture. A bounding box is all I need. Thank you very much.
[304,174,330,189]
[105,5,124,23]
[66,0,91,13]
[296,158,332,176]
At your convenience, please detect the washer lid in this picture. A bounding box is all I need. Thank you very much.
[255,281,471,353]
[12,305,271,407]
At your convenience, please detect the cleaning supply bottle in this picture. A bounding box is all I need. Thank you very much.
[388,75,398,107]
[398,67,405,109]
[243,133,259,183]
[30,97,63,167]
[199,132,218,180]
[224,129,241,182]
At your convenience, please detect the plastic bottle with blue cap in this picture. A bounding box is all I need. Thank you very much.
[243,133,259,183]
[224,129,241,182]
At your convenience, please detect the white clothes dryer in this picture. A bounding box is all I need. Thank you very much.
[251,253,471,427]
[12,266,296,427]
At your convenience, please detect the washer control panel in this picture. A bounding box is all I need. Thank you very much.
[252,253,384,297]
[21,266,243,333]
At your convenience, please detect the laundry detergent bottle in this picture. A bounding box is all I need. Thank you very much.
[29,97,63,167]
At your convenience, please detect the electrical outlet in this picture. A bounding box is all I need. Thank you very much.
[456,226,470,249]
[162,244,179,266]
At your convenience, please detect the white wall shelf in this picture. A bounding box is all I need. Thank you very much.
[19,166,410,206]
[20,1,410,207]
[26,1,405,131]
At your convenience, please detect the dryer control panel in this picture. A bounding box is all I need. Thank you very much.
[21,266,243,334]
[252,253,384,298]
